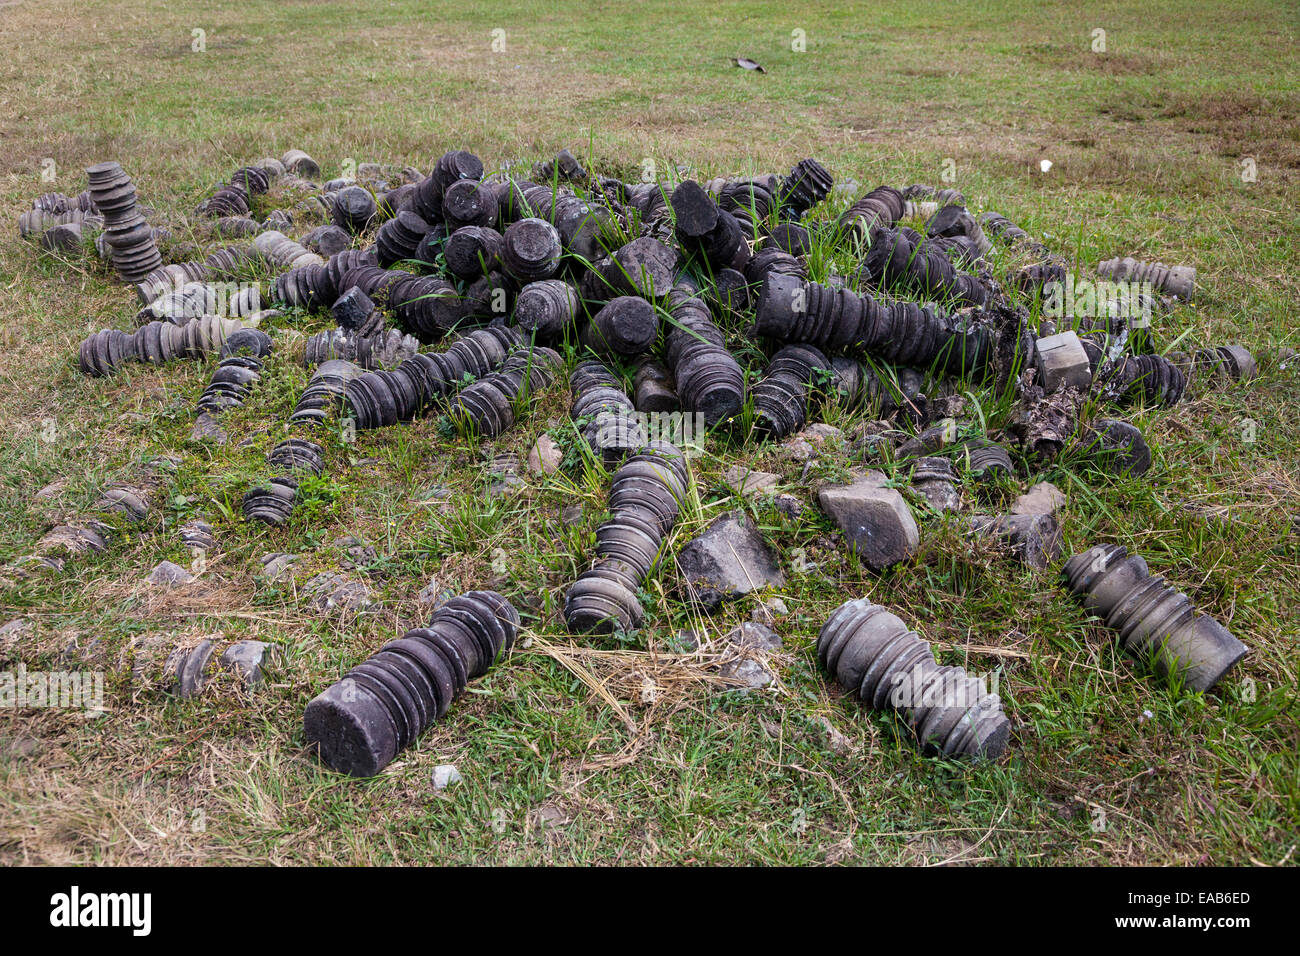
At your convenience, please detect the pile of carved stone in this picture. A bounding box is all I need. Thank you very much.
[13,145,1267,775]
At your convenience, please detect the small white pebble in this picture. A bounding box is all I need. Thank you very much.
[431,764,461,790]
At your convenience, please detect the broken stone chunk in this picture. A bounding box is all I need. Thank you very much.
[724,621,783,651]
[527,434,563,475]
[331,286,378,333]
[302,572,374,615]
[677,511,786,611]
[147,560,195,587]
[966,512,1063,569]
[909,457,961,512]
[487,452,525,496]
[39,524,108,555]
[782,423,845,462]
[723,465,779,498]
[1011,481,1066,517]
[817,471,919,571]
[773,493,804,519]
[259,552,298,582]
[673,629,702,651]
[418,578,455,606]
[190,411,228,444]
[333,536,378,571]
[718,657,775,692]
[218,640,281,688]
[752,596,789,619]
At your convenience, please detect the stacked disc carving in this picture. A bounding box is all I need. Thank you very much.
[829,356,929,421]
[375,211,430,267]
[86,162,163,283]
[1062,545,1246,692]
[78,315,248,377]
[1097,256,1195,302]
[443,225,503,279]
[754,273,868,353]
[818,598,1011,760]
[838,185,906,239]
[195,341,271,416]
[663,291,745,426]
[256,230,323,271]
[387,274,466,341]
[344,325,522,431]
[288,359,364,429]
[242,438,326,527]
[514,279,581,338]
[671,180,751,274]
[777,158,834,219]
[570,360,647,463]
[303,590,519,777]
[1100,353,1187,407]
[1078,418,1153,476]
[331,185,377,234]
[956,437,1016,481]
[755,274,993,375]
[581,296,659,358]
[411,149,484,225]
[751,344,831,439]
[304,328,420,369]
[501,217,564,283]
[564,443,690,634]
[859,227,990,307]
[450,345,563,438]
[442,179,499,230]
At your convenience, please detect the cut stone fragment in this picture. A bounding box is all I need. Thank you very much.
[1035,330,1092,392]
[260,552,299,582]
[302,572,375,615]
[331,286,377,332]
[717,657,775,692]
[817,471,919,571]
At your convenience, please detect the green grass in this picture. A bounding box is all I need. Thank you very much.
[0,0,1298,866]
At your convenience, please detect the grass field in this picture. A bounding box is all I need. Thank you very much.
[1,0,1298,866]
